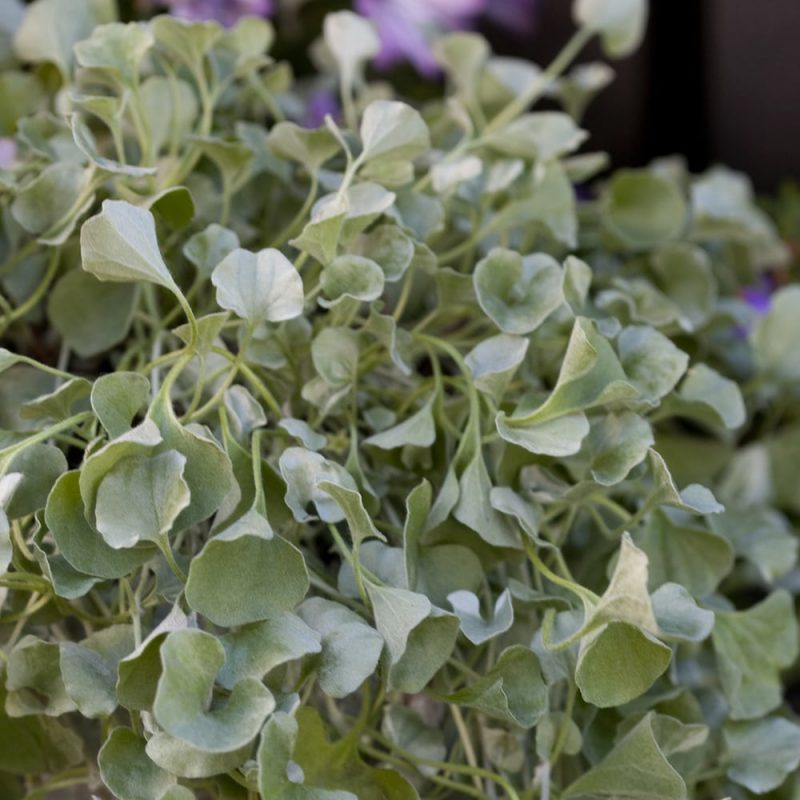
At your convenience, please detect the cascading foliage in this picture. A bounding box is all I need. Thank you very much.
[0,0,799,798]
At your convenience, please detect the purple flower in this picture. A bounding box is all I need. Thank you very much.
[740,274,775,316]
[0,138,16,170]
[483,0,539,36]
[355,0,485,76]
[305,89,341,129]
[158,0,273,26]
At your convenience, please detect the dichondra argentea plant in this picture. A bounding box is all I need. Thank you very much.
[0,0,799,798]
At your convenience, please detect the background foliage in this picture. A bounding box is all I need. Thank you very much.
[0,0,798,798]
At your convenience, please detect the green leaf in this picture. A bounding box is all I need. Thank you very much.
[360,100,430,163]
[146,732,251,780]
[296,598,383,698]
[671,363,746,430]
[151,15,223,73]
[6,444,67,517]
[268,121,340,173]
[323,11,378,98]
[5,636,76,717]
[48,270,138,358]
[217,612,322,690]
[650,244,717,331]
[81,200,179,292]
[74,22,152,86]
[465,334,528,402]
[446,646,547,728]
[317,482,385,547]
[353,224,414,283]
[46,471,156,580]
[564,713,685,799]
[278,418,327,451]
[94,450,190,548]
[724,717,800,794]
[709,507,798,582]
[211,247,304,323]
[604,170,687,248]
[311,327,360,388]
[497,317,636,455]
[751,285,800,382]
[185,508,309,627]
[364,398,435,450]
[487,112,587,162]
[650,583,714,642]
[319,255,384,307]
[587,411,654,485]
[258,711,358,800]
[448,589,514,645]
[20,378,91,425]
[473,248,564,335]
[91,372,150,438]
[573,0,649,59]
[11,161,94,244]
[59,625,134,718]
[99,727,177,800]
[183,224,240,278]
[711,590,799,720]
[635,509,734,597]
[153,628,275,753]
[13,0,99,78]
[279,447,358,523]
[617,325,688,405]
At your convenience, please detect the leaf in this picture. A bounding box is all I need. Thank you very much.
[183,223,240,278]
[671,363,746,430]
[353,224,415,283]
[709,507,798,582]
[360,100,430,163]
[185,508,309,627]
[268,121,339,173]
[563,713,686,799]
[311,327,360,388]
[94,450,190,548]
[296,598,383,698]
[650,583,714,642]
[724,717,800,794]
[99,727,176,800]
[617,325,688,405]
[473,248,564,335]
[279,447,358,523]
[604,170,687,248]
[453,453,522,549]
[6,444,67,517]
[317,482,385,547]
[20,378,91,425]
[751,285,800,382]
[323,11,378,97]
[146,733,251,780]
[5,636,76,717]
[258,711,357,800]
[217,612,322,690]
[151,15,223,73]
[587,411,654,485]
[319,255,384,307]
[11,161,94,244]
[153,629,275,753]
[446,646,547,728]
[91,372,150,438]
[81,200,178,292]
[497,317,636,455]
[364,399,435,450]
[573,0,649,59]
[650,244,717,331]
[711,590,799,720]
[635,509,734,597]
[487,112,587,162]
[212,247,304,323]
[448,589,514,645]
[48,270,138,358]
[74,22,153,87]
[46,471,156,580]
[13,0,98,78]
[465,334,529,402]
[59,625,134,718]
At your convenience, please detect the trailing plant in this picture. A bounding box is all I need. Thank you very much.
[0,0,798,798]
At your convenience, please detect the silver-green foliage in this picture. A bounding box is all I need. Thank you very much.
[0,0,797,798]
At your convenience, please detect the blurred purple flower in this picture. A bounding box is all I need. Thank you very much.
[305,89,340,129]
[483,0,539,35]
[0,138,16,170]
[355,0,485,76]
[740,274,775,315]
[158,0,273,26]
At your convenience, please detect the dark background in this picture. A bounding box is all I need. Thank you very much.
[489,0,800,191]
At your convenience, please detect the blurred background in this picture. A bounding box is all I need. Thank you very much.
[131,0,800,192]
